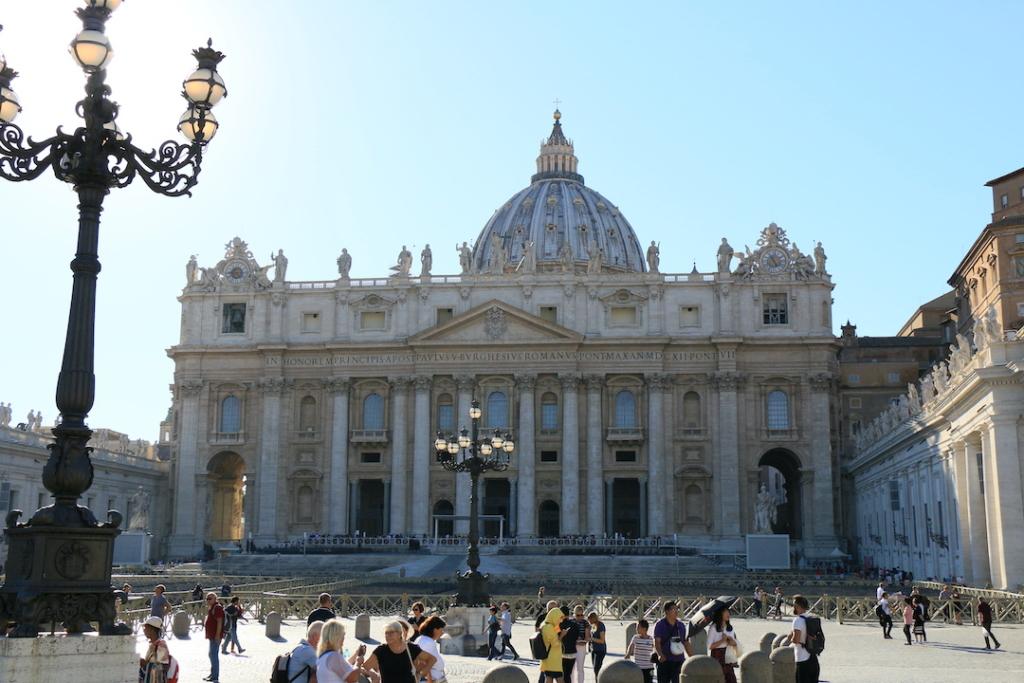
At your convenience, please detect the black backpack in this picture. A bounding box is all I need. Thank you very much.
[270,652,309,683]
[529,631,550,660]
[874,604,885,619]
[800,615,826,656]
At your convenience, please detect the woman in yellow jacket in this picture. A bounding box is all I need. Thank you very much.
[541,607,565,681]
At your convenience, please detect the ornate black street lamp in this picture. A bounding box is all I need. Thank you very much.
[0,1,225,637]
[435,400,514,606]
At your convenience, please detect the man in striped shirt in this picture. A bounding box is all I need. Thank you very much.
[625,619,655,683]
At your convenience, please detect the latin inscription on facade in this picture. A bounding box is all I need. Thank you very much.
[264,349,735,367]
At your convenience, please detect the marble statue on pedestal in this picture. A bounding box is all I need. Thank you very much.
[646,241,660,273]
[128,486,149,531]
[489,234,507,274]
[717,238,734,273]
[558,240,573,273]
[755,484,778,534]
[186,255,198,285]
[271,249,288,282]
[814,242,827,274]
[587,240,603,274]
[420,244,433,277]
[457,242,472,274]
[337,248,352,279]
[520,240,536,273]
[392,245,413,277]
[0,402,11,427]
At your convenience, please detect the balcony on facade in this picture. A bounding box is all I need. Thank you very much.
[210,431,246,445]
[294,428,322,442]
[350,429,389,445]
[605,427,645,444]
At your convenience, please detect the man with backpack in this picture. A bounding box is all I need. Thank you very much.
[790,595,824,683]
[275,620,323,683]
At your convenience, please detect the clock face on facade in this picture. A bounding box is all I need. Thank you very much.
[760,247,788,273]
[224,259,249,283]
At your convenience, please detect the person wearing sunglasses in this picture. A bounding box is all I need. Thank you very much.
[363,621,436,683]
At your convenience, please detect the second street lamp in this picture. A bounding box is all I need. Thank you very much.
[0,2,225,637]
[435,399,514,606]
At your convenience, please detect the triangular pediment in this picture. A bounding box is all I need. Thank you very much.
[410,299,582,345]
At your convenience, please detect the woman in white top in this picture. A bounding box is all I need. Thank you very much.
[317,618,379,683]
[413,615,448,683]
[706,608,739,683]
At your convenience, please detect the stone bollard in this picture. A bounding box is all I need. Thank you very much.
[680,654,724,682]
[482,664,530,683]
[770,633,790,650]
[740,650,771,683]
[355,613,371,640]
[769,646,795,683]
[689,627,708,655]
[759,632,777,654]
[171,611,191,639]
[597,659,644,683]
[265,611,282,638]
[625,622,637,650]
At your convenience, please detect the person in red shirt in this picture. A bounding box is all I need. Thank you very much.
[204,593,225,682]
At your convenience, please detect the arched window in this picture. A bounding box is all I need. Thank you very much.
[614,390,637,429]
[682,391,701,430]
[767,390,789,431]
[685,484,704,523]
[363,393,384,430]
[487,390,508,428]
[437,393,454,433]
[541,392,559,430]
[299,396,317,432]
[220,395,241,434]
[297,485,314,522]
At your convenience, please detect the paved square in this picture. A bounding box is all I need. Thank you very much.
[143,614,1024,683]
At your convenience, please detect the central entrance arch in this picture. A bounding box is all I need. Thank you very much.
[757,448,802,539]
[207,451,246,542]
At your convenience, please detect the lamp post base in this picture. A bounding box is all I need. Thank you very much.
[454,569,491,607]
[0,525,130,637]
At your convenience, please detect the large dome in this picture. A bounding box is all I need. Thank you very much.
[471,111,646,274]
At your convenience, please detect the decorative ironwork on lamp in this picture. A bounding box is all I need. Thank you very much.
[434,399,514,606]
[0,1,225,637]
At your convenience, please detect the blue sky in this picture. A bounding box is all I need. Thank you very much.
[1,1,1020,439]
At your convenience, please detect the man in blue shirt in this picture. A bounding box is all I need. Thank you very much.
[288,621,324,683]
[652,601,691,683]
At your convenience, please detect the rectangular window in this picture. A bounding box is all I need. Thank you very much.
[912,506,918,546]
[609,306,638,326]
[762,294,788,325]
[360,311,386,330]
[889,480,900,511]
[1017,234,1024,244]
[0,482,9,512]
[1015,257,1024,278]
[976,452,985,494]
[924,503,931,547]
[539,306,558,324]
[361,452,382,464]
[849,397,862,408]
[541,402,559,431]
[886,371,900,384]
[436,308,454,325]
[221,303,246,333]
[615,450,637,463]
[1001,193,1009,208]
[437,404,454,432]
[847,374,860,385]
[301,312,321,333]
[679,306,700,327]
[38,492,46,509]
[850,418,861,436]
[1020,186,1024,201]
[540,450,558,463]
[5,487,18,512]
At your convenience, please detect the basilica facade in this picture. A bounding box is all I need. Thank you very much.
[165,113,841,560]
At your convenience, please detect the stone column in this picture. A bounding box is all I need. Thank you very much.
[455,376,475,534]
[605,479,614,534]
[255,377,285,544]
[712,371,742,538]
[327,378,350,535]
[560,374,581,535]
[389,378,410,535]
[985,416,1024,588]
[646,374,667,537]
[243,471,257,544]
[515,375,537,538]
[962,433,990,584]
[585,375,604,536]
[169,380,203,557]
[950,441,972,581]
[411,376,433,536]
[808,374,836,543]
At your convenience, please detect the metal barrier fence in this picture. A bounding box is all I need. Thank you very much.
[124,592,1024,635]
[915,580,1024,600]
